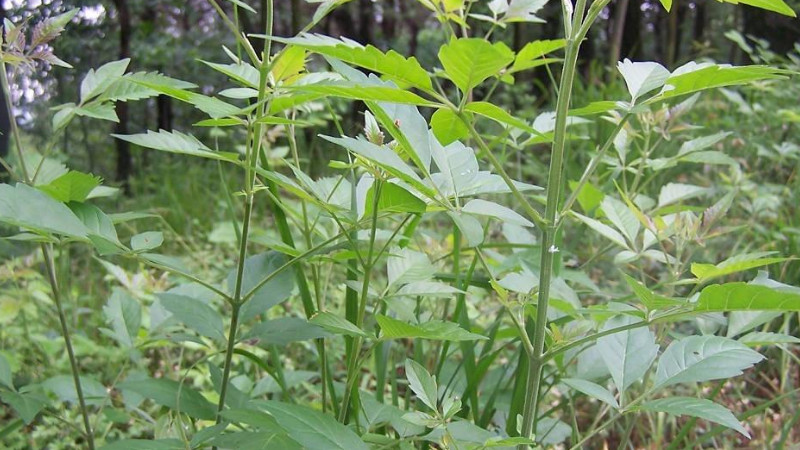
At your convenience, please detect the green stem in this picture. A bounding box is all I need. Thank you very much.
[43,244,95,450]
[517,0,589,446]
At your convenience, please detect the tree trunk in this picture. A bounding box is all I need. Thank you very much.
[608,0,630,68]
[620,0,641,60]
[291,0,301,34]
[357,0,374,45]
[113,0,132,185]
[693,2,706,44]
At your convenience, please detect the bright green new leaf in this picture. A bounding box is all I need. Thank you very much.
[438,38,514,93]
[37,171,101,203]
[695,282,800,311]
[718,0,795,16]
[113,129,239,163]
[650,64,787,103]
[309,312,369,338]
[640,397,749,437]
[80,58,130,103]
[511,39,566,73]
[654,335,763,389]
[256,401,369,450]
[100,71,196,102]
[364,182,426,216]
[691,253,789,282]
[404,359,438,410]
[119,377,216,420]
[377,314,486,341]
[464,101,542,136]
[271,46,306,83]
[200,61,260,88]
[275,34,432,91]
[75,102,119,122]
[159,293,225,343]
[431,108,469,145]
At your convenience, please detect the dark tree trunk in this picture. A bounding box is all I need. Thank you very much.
[357,0,374,45]
[608,0,631,68]
[693,2,706,44]
[156,95,172,131]
[291,0,301,34]
[113,0,132,185]
[620,0,641,60]
[743,6,800,55]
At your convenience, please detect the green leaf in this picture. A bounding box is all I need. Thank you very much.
[617,59,670,102]
[113,130,239,162]
[128,78,240,118]
[738,331,800,347]
[119,377,216,420]
[376,314,486,341]
[596,314,658,393]
[622,274,685,311]
[37,171,101,203]
[131,231,164,252]
[309,312,369,338]
[657,183,710,208]
[572,211,629,249]
[75,102,119,122]
[658,0,673,11]
[640,397,749,437]
[209,432,301,450]
[243,318,329,346]
[70,202,123,254]
[721,0,795,16]
[0,353,11,390]
[0,390,49,424]
[438,38,514,93]
[431,109,469,145]
[288,83,436,106]
[600,197,640,246]
[225,0,257,14]
[511,39,566,73]
[404,359,438,410]
[101,71,197,102]
[0,183,89,239]
[199,61,259,88]
[232,252,296,322]
[649,64,787,103]
[43,375,107,406]
[464,101,542,136]
[275,34,432,91]
[691,253,789,282]
[80,59,130,103]
[159,293,225,343]
[654,335,763,389]
[221,408,284,431]
[448,211,485,248]
[696,282,800,311]
[561,378,619,409]
[256,400,369,450]
[364,182,426,216]
[102,288,141,348]
[100,440,184,450]
[387,247,435,288]
[462,199,534,227]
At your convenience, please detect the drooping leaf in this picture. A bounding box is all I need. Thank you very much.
[404,359,438,410]
[309,312,369,338]
[102,288,141,348]
[462,199,534,227]
[256,401,369,450]
[561,378,619,409]
[640,397,750,437]
[448,210,485,248]
[654,335,764,389]
[158,293,225,343]
[113,130,239,162]
[243,318,330,347]
[438,38,514,93]
[617,59,670,102]
[119,377,216,420]
[377,315,486,341]
[596,314,658,393]
[0,183,89,239]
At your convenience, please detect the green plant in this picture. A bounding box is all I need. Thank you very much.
[1,0,799,449]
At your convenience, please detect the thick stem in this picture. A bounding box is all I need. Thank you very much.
[518,0,589,446]
[43,244,95,450]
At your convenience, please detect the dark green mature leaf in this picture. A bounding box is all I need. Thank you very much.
[37,171,101,203]
[405,359,438,410]
[159,293,225,343]
[209,432,302,450]
[99,439,185,450]
[431,108,469,145]
[102,288,141,348]
[438,38,514,93]
[232,251,296,322]
[243,318,330,346]
[377,315,486,341]
[112,130,239,163]
[256,400,370,450]
[0,183,89,239]
[364,182,426,216]
[119,377,216,420]
[275,34,433,91]
[561,378,619,409]
[654,336,764,389]
[0,390,49,424]
[309,312,370,338]
[640,397,749,437]
[695,283,800,311]
[43,375,107,406]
